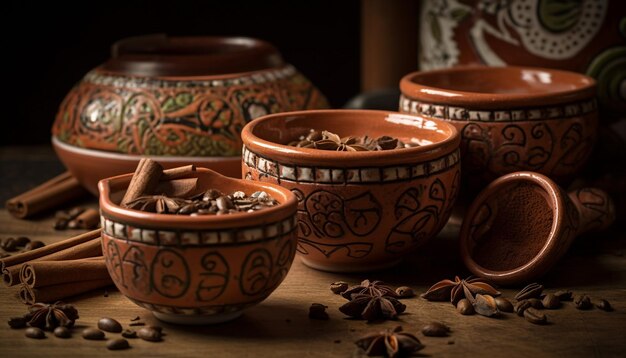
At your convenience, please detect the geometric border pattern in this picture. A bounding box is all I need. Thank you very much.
[101,215,296,246]
[242,145,461,185]
[85,66,297,89]
[400,95,596,122]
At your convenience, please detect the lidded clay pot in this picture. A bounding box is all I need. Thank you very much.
[459,171,615,285]
[53,34,328,194]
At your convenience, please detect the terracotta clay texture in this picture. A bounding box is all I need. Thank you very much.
[98,167,298,324]
[53,35,328,193]
[240,110,461,272]
[460,171,615,285]
[400,66,598,187]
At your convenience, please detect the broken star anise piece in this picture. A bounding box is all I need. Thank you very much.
[355,326,424,358]
[420,275,500,305]
[125,195,189,214]
[339,293,406,322]
[341,279,399,300]
[27,301,79,331]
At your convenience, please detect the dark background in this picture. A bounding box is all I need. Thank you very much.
[4,0,361,146]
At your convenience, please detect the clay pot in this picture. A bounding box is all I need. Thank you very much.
[240,109,461,272]
[98,167,298,324]
[54,35,328,194]
[459,171,615,285]
[400,66,598,187]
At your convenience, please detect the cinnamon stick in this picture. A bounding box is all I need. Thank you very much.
[121,158,163,206]
[5,171,89,219]
[20,257,109,288]
[162,164,196,180]
[18,279,113,305]
[75,208,100,229]
[155,178,199,198]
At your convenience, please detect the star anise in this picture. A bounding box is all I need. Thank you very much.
[339,293,406,321]
[125,195,189,214]
[420,275,500,305]
[341,279,400,300]
[27,301,79,331]
[355,326,424,358]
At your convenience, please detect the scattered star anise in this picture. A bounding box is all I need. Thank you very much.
[27,301,79,331]
[125,195,190,214]
[355,326,424,358]
[339,293,406,321]
[341,279,399,300]
[420,275,500,305]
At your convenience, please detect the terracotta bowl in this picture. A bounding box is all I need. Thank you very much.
[459,171,615,286]
[240,110,461,272]
[98,168,298,324]
[400,66,598,187]
[54,35,328,194]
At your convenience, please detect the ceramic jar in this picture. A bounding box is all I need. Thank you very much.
[241,110,461,272]
[400,66,598,186]
[53,35,328,194]
[98,167,298,324]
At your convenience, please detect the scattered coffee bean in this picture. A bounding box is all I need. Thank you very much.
[82,328,105,340]
[25,327,46,339]
[528,298,544,309]
[129,322,145,327]
[473,294,499,317]
[333,340,341,344]
[2,238,18,252]
[25,241,45,251]
[515,300,532,316]
[67,220,79,229]
[8,316,28,329]
[98,317,123,333]
[494,297,514,313]
[524,308,547,325]
[574,295,593,310]
[330,281,348,294]
[457,299,475,315]
[130,316,140,321]
[542,294,561,309]
[137,326,162,342]
[107,338,130,350]
[54,219,68,230]
[515,283,543,301]
[309,303,329,320]
[395,286,415,298]
[54,326,71,338]
[421,322,450,337]
[122,329,137,338]
[554,290,573,301]
[448,340,455,345]
[596,299,613,312]
[15,236,31,247]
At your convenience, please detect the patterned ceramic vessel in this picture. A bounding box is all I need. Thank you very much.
[98,167,298,324]
[54,35,328,194]
[240,110,461,272]
[400,66,598,187]
[459,171,615,285]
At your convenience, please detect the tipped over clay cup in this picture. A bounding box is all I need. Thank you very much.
[459,171,615,286]
[98,167,297,324]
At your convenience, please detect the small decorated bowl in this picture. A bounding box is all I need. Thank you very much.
[400,66,598,187]
[98,167,297,324]
[241,110,461,272]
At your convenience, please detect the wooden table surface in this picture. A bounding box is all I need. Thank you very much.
[0,146,625,357]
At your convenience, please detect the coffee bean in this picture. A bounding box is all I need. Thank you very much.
[528,298,544,309]
[25,327,46,339]
[67,220,79,229]
[25,241,45,251]
[515,300,532,316]
[542,294,561,309]
[122,329,137,338]
[216,196,234,211]
[98,317,123,333]
[457,299,475,315]
[137,327,162,342]
[596,299,613,312]
[82,328,105,340]
[515,283,543,301]
[494,297,514,313]
[309,303,329,320]
[574,295,593,310]
[8,316,28,329]
[554,290,573,301]
[54,219,68,230]
[15,237,31,247]
[54,326,71,338]
[107,338,130,350]
[2,238,18,252]
[421,322,450,337]
[395,286,415,298]
[330,281,348,294]
[524,308,547,325]
[474,294,499,317]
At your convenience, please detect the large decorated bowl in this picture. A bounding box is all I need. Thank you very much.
[53,35,328,194]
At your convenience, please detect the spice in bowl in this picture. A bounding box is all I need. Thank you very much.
[287,129,418,151]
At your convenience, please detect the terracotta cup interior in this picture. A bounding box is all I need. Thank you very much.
[103,34,284,77]
[241,109,460,167]
[400,66,596,108]
[98,167,297,231]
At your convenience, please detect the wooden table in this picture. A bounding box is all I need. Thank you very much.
[1,147,625,357]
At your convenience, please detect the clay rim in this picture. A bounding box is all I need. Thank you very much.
[240,109,461,167]
[102,34,285,77]
[459,171,566,284]
[400,66,597,109]
[98,167,297,231]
